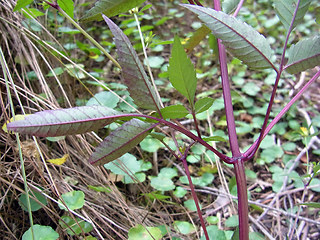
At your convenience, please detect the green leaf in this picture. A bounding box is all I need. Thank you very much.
[80,0,147,22]
[222,0,240,14]
[22,225,59,240]
[274,0,312,31]
[298,202,320,208]
[89,119,155,165]
[140,136,164,152]
[195,97,214,114]
[200,225,226,240]
[242,82,260,96]
[128,224,162,240]
[19,189,47,212]
[57,0,74,19]
[6,106,121,137]
[173,221,196,235]
[103,16,161,111]
[184,199,202,211]
[59,216,93,236]
[22,8,45,19]
[225,215,239,227]
[202,136,227,142]
[285,35,320,74]
[182,4,274,70]
[160,105,189,119]
[58,190,85,211]
[86,91,119,109]
[87,185,111,193]
[168,35,197,106]
[151,176,175,191]
[159,167,178,179]
[104,153,142,175]
[13,0,33,11]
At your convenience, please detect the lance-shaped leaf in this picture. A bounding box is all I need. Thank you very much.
[274,0,312,31]
[89,119,155,165]
[80,0,147,22]
[6,106,122,137]
[285,35,320,74]
[168,35,197,106]
[181,4,275,70]
[103,15,161,111]
[184,25,211,54]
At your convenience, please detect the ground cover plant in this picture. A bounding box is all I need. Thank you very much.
[1,0,320,239]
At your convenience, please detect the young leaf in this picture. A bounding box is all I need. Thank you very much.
[184,25,211,54]
[6,106,121,137]
[285,35,320,74]
[168,35,197,106]
[103,16,161,111]
[13,0,33,11]
[195,97,214,114]
[274,0,312,31]
[80,0,147,22]
[182,4,275,70]
[89,119,155,165]
[160,105,189,119]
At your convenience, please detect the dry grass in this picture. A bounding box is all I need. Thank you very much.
[1,0,320,239]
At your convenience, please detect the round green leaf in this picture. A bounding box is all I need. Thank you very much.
[173,221,196,235]
[242,82,260,96]
[200,225,226,240]
[159,167,178,179]
[144,56,165,68]
[151,176,175,191]
[58,190,85,211]
[128,224,162,240]
[19,189,47,212]
[22,225,59,240]
[173,186,187,198]
[86,91,119,109]
[59,215,93,236]
[140,136,164,152]
[225,215,239,227]
[184,199,202,211]
[104,153,141,175]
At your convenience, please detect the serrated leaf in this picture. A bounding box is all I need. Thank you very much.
[160,105,189,119]
[6,106,121,137]
[195,97,214,114]
[182,4,274,70]
[168,35,197,105]
[285,35,320,74]
[103,16,161,111]
[89,119,155,165]
[222,0,240,14]
[80,0,147,22]
[274,0,312,31]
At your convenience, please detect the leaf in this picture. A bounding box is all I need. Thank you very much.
[182,4,274,70]
[184,25,211,54]
[57,0,74,19]
[80,0,147,22]
[89,119,155,165]
[47,154,69,165]
[274,0,312,31]
[103,16,161,111]
[13,0,33,11]
[222,0,240,14]
[22,225,59,240]
[6,106,121,137]
[202,136,227,142]
[18,188,47,212]
[87,185,112,193]
[86,91,119,109]
[173,221,196,235]
[128,224,162,240]
[285,35,320,74]
[298,202,320,208]
[195,97,214,114]
[168,35,197,106]
[160,105,189,119]
[58,190,85,211]
[2,114,28,133]
[59,216,93,236]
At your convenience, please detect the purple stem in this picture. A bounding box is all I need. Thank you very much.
[246,0,303,159]
[244,70,320,159]
[232,0,245,17]
[180,143,209,240]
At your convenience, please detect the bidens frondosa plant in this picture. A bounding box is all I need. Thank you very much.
[6,0,320,239]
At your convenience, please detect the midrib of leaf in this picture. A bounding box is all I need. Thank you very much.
[182,4,276,70]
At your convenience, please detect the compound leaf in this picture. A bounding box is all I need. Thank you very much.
[274,0,312,31]
[7,106,121,137]
[89,119,155,165]
[182,4,275,70]
[80,0,147,22]
[103,16,161,111]
[285,35,320,74]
